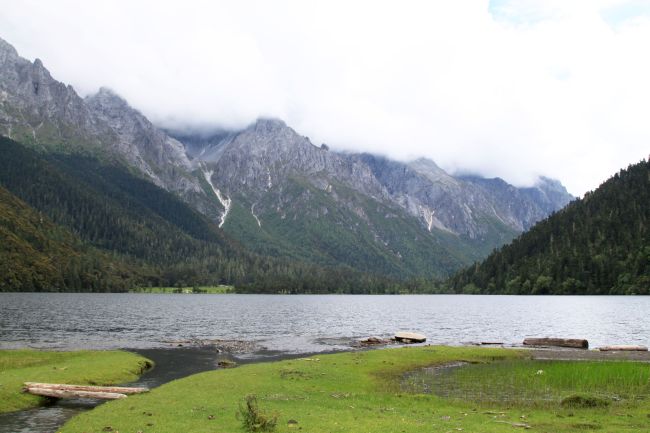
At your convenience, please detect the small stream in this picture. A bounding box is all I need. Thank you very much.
[0,347,241,433]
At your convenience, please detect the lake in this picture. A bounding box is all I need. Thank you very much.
[2,293,649,351]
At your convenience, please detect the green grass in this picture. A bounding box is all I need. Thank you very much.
[0,350,153,413]
[404,359,650,406]
[60,346,650,433]
[130,285,235,294]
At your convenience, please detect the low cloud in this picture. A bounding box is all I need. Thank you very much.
[1,0,648,195]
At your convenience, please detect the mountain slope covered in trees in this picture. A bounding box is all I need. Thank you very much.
[0,184,146,291]
[450,159,650,294]
[0,136,404,293]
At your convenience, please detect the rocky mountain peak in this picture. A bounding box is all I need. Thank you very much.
[85,87,194,176]
[408,157,460,188]
[0,36,19,62]
[535,176,568,192]
[87,87,129,107]
[0,37,213,217]
[251,117,287,133]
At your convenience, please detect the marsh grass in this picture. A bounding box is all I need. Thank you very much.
[404,359,650,406]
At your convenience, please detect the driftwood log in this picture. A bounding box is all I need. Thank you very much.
[599,345,648,352]
[25,388,128,400]
[24,382,148,400]
[523,338,589,349]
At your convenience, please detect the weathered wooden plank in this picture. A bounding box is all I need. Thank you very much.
[599,345,648,352]
[24,382,148,394]
[523,338,588,349]
[25,387,127,400]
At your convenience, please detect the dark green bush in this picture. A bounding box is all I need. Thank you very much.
[561,394,611,408]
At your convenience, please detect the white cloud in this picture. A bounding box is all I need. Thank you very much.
[0,0,648,195]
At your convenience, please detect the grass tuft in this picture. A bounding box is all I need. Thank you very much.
[237,394,278,432]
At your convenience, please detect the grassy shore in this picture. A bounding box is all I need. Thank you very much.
[0,350,153,413]
[60,346,650,433]
[129,285,234,294]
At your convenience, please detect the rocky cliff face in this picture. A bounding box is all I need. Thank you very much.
[0,37,112,153]
[84,88,196,192]
[178,119,572,241]
[202,119,386,200]
[0,37,221,218]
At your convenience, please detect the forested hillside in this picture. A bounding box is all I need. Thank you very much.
[0,185,147,291]
[450,159,650,294]
[0,137,402,293]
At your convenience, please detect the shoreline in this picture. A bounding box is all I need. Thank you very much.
[58,345,650,433]
[3,344,649,433]
[3,338,650,361]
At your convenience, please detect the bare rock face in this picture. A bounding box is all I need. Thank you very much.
[0,37,112,152]
[177,118,572,243]
[360,155,573,239]
[0,37,216,217]
[84,88,197,192]
[203,118,387,201]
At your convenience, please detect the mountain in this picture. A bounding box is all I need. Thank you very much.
[0,136,404,293]
[171,119,572,277]
[450,159,650,295]
[1,35,572,283]
[0,37,222,221]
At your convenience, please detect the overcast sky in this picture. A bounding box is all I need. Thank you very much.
[1,0,649,196]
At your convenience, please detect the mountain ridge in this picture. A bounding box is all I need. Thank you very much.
[1,35,573,282]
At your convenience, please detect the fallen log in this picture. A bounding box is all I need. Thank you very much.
[25,387,127,400]
[523,338,588,349]
[24,382,148,394]
[599,345,648,352]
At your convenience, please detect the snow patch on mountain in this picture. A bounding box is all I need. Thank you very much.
[203,169,231,228]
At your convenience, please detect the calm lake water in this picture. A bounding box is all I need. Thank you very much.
[2,293,649,351]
